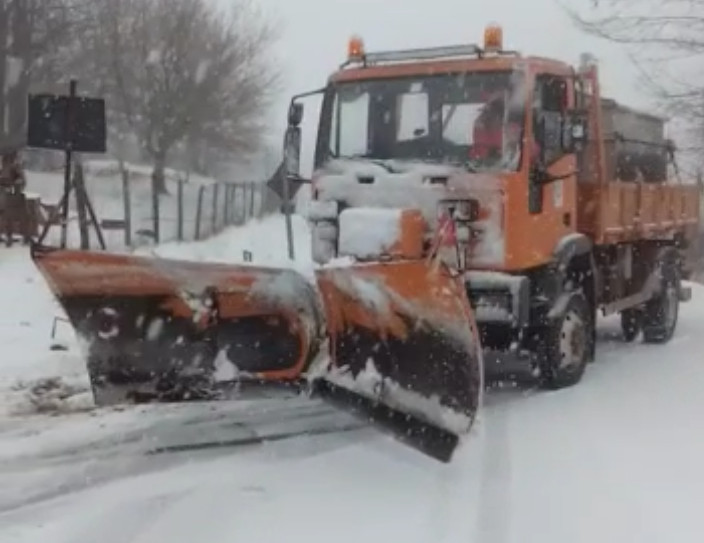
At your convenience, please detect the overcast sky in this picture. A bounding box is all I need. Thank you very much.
[219,0,652,171]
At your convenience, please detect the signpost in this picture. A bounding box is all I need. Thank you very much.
[28,79,107,249]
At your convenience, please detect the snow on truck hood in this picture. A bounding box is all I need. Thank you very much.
[313,159,506,268]
[315,158,503,199]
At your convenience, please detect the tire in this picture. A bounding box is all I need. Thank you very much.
[642,260,680,344]
[620,308,642,342]
[539,291,594,389]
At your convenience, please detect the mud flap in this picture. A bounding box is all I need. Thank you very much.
[312,260,483,455]
[31,246,323,405]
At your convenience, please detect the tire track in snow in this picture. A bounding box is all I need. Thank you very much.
[475,392,514,543]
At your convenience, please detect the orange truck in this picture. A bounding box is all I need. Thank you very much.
[31,24,700,462]
[282,24,700,387]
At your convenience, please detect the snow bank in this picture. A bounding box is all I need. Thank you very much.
[149,213,312,270]
[0,248,94,418]
[9,376,93,416]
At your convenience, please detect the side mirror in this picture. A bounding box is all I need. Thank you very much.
[283,125,301,179]
[288,101,303,127]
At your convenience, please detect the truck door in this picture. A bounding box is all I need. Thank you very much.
[528,74,576,233]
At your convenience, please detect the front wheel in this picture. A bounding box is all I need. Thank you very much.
[538,291,594,390]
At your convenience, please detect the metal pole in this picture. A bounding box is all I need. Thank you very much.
[283,172,294,260]
[60,79,77,249]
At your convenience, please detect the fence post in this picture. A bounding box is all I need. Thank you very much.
[249,183,256,219]
[74,161,90,250]
[195,185,205,240]
[211,183,219,233]
[151,175,160,244]
[228,184,235,223]
[177,179,184,241]
[238,184,244,221]
[222,184,230,226]
[121,163,132,247]
[234,185,241,223]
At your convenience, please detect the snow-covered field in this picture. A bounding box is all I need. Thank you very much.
[1,214,704,542]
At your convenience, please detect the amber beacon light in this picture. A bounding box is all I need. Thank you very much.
[483,24,503,52]
[348,35,365,60]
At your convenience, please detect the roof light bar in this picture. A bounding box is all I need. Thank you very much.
[347,44,484,67]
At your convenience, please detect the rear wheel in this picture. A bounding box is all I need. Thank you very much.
[539,291,594,389]
[643,261,680,344]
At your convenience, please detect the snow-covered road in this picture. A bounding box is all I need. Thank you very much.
[1,216,703,542]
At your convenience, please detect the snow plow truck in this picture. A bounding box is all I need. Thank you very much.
[31,24,700,462]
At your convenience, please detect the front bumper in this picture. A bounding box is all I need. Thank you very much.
[465,270,530,328]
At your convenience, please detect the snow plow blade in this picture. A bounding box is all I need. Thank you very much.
[312,260,483,450]
[32,245,481,460]
[31,245,323,404]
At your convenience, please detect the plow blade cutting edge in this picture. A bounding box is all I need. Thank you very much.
[32,245,482,460]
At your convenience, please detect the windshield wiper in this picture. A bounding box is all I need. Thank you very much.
[338,154,395,173]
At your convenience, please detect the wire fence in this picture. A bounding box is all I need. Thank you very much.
[119,176,266,248]
[27,162,269,251]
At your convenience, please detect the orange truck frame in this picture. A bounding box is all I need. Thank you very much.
[282,24,701,388]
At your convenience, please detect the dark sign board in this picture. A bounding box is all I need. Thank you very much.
[27,93,106,153]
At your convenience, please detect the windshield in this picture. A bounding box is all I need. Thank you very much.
[320,70,526,172]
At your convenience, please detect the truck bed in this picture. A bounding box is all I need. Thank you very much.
[577,180,700,246]
[574,92,700,261]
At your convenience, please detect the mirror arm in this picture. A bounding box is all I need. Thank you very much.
[286,174,311,184]
[291,87,327,103]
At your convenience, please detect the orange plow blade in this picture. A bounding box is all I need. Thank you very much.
[32,245,481,460]
[31,245,323,404]
[312,260,483,442]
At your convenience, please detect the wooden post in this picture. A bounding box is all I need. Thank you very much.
[75,161,106,250]
[59,79,78,249]
[120,162,132,247]
[236,185,244,224]
[249,183,256,218]
[227,184,234,223]
[177,179,184,241]
[195,185,205,240]
[74,160,90,249]
[151,170,160,243]
[233,185,240,223]
[211,183,219,233]
[222,184,229,226]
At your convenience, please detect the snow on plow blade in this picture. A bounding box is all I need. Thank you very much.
[313,260,483,444]
[31,245,323,404]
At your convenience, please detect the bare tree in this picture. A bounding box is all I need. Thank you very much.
[0,0,86,148]
[80,0,279,193]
